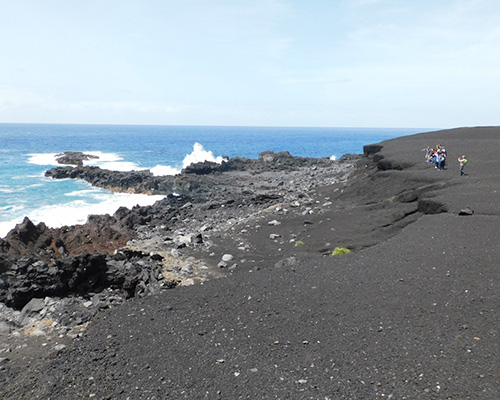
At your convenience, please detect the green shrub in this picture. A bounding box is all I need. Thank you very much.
[331,247,350,256]
[295,240,304,247]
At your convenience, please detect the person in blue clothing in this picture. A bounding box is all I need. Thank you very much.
[437,146,447,170]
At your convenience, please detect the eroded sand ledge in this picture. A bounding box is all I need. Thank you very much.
[1,127,500,399]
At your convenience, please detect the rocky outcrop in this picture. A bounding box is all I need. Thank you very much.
[0,215,131,260]
[183,160,223,174]
[0,217,53,257]
[0,247,176,311]
[55,151,99,166]
[45,167,164,194]
[0,253,107,309]
[0,193,197,261]
[45,151,346,197]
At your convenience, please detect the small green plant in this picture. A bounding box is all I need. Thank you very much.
[295,240,304,247]
[331,247,350,256]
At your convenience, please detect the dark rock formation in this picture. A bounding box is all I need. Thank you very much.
[0,215,131,260]
[0,217,52,257]
[0,254,107,309]
[183,160,221,175]
[45,151,340,197]
[363,144,383,155]
[418,199,448,214]
[0,248,172,311]
[55,151,99,166]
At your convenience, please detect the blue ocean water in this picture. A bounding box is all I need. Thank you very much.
[0,123,430,237]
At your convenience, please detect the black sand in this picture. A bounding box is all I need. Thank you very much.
[2,127,500,399]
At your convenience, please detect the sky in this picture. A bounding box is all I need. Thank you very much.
[0,0,499,128]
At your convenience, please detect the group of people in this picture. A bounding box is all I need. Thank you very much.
[422,145,468,175]
[423,144,447,170]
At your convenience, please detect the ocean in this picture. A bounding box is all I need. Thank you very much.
[0,123,430,237]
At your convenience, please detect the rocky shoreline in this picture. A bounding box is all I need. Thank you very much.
[2,128,500,399]
[0,150,358,341]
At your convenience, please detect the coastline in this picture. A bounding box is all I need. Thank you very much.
[0,124,430,238]
[1,127,500,399]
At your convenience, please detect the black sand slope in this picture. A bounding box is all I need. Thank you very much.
[2,127,500,399]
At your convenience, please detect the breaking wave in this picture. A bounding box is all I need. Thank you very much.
[151,142,224,176]
[0,191,165,238]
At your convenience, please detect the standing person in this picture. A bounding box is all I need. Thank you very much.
[431,149,439,168]
[422,146,432,161]
[439,146,447,170]
[438,151,446,170]
[458,155,468,175]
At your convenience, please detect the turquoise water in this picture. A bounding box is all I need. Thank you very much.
[0,124,430,236]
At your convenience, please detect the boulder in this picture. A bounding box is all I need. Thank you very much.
[459,207,474,216]
[19,297,46,325]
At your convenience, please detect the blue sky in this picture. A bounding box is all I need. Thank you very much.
[1,0,499,128]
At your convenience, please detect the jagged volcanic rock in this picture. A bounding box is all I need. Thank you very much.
[55,151,99,166]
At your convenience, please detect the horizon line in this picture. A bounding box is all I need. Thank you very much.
[0,121,439,131]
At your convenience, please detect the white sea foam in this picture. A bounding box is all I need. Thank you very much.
[19,173,47,179]
[27,144,223,176]
[64,188,104,197]
[150,165,181,176]
[83,151,121,163]
[27,153,61,166]
[149,143,224,176]
[27,151,144,172]
[330,155,337,161]
[0,192,165,238]
[182,142,224,169]
[94,160,146,171]
[0,187,17,194]
[0,220,19,238]
[82,151,146,172]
